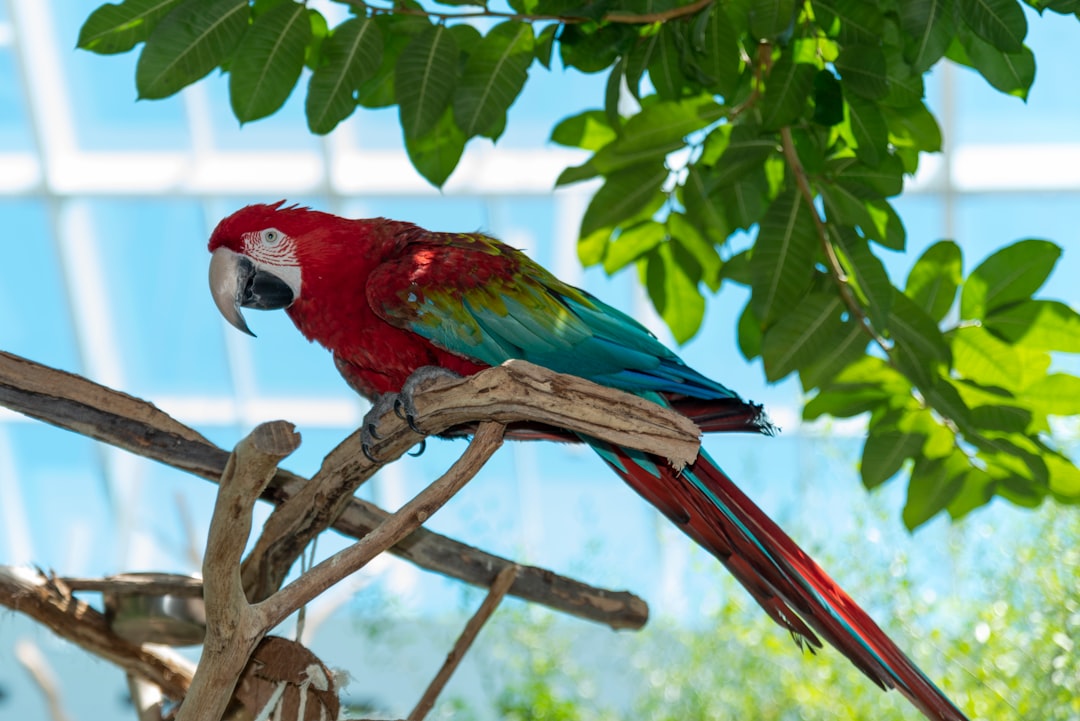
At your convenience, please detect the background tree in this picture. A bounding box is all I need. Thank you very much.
[76,0,1080,528]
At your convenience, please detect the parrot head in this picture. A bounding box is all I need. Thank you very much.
[207,201,317,336]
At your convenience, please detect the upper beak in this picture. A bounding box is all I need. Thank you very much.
[209,247,296,337]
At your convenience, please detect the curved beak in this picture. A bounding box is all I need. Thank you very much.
[209,247,296,337]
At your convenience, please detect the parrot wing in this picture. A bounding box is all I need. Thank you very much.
[366,233,740,401]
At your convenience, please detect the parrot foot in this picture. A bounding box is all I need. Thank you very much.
[359,367,460,462]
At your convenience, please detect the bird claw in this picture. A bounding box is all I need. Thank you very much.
[357,368,459,462]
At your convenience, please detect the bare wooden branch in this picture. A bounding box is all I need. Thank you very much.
[0,566,194,698]
[0,350,650,630]
[242,360,698,602]
[176,422,301,721]
[260,422,506,629]
[408,564,519,721]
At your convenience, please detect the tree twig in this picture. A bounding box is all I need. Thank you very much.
[0,566,195,698]
[342,0,713,26]
[0,350,651,630]
[175,421,301,721]
[407,564,519,721]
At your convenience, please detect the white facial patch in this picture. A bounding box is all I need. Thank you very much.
[242,229,303,299]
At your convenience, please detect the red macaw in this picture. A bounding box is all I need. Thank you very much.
[208,202,967,721]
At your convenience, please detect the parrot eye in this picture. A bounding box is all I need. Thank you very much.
[261,228,283,246]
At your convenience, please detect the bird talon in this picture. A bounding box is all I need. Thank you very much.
[366,422,382,441]
[408,439,426,457]
[361,441,379,463]
[393,397,407,420]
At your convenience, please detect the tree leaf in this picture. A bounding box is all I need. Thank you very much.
[356,14,430,109]
[985,299,1080,352]
[799,317,867,391]
[711,126,778,185]
[550,110,616,150]
[888,289,950,389]
[682,164,729,244]
[960,239,1061,320]
[903,452,970,529]
[862,425,925,490]
[603,220,665,274]
[78,0,182,55]
[957,30,1035,99]
[135,0,249,100]
[813,0,885,45]
[834,45,889,100]
[580,162,668,238]
[820,184,906,250]
[760,53,816,129]
[648,23,691,100]
[230,0,311,124]
[403,105,465,188]
[906,240,962,322]
[845,94,887,166]
[306,17,384,134]
[900,0,953,72]
[698,3,740,97]
[668,212,722,291]
[831,227,893,328]
[454,21,534,139]
[958,0,1028,53]
[760,291,845,381]
[750,188,818,325]
[717,169,771,230]
[1021,374,1080,416]
[591,95,724,174]
[644,242,706,343]
[951,325,1026,390]
[749,0,796,40]
[397,24,460,138]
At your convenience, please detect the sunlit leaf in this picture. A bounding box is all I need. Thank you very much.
[985,299,1080,352]
[888,290,950,389]
[862,426,925,489]
[603,220,665,274]
[580,162,668,238]
[644,242,706,343]
[831,227,893,328]
[905,240,962,322]
[845,94,887,166]
[960,239,1061,320]
[903,452,970,529]
[1021,374,1080,416]
[550,110,617,150]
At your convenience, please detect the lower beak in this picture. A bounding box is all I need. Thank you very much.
[209,247,295,337]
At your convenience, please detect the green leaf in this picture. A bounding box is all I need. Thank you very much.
[404,105,465,188]
[956,30,1035,99]
[799,318,867,390]
[603,221,665,274]
[834,45,889,100]
[888,290,951,389]
[903,452,970,529]
[580,162,668,238]
[717,169,771,230]
[397,25,460,138]
[534,23,557,69]
[812,70,844,127]
[454,21,534,139]
[970,404,1032,433]
[952,325,1026,390]
[737,301,763,360]
[831,155,905,198]
[820,184,906,250]
[862,426,925,489]
[958,0,1028,53]
[749,0,796,40]
[135,0,249,100]
[591,95,724,174]
[229,1,311,123]
[356,14,430,109]
[550,110,617,151]
[760,291,845,381]
[883,101,942,154]
[804,356,908,419]
[906,240,962,322]
[711,126,778,186]
[900,0,954,72]
[960,239,1061,320]
[813,0,885,45]
[699,3,740,97]
[750,189,818,325]
[1046,452,1080,499]
[306,17,384,134]
[644,242,706,343]
[946,472,996,519]
[1021,374,1080,416]
[78,0,182,55]
[668,213,722,291]
[985,299,1080,351]
[648,24,691,100]
[845,94,888,166]
[682,164,729,244]
[760,54,816,130]
[831,227,893,328]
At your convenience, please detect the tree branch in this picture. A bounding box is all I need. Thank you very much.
[0,350,650,630]
[0,566,195,699]
[342,0,713,26]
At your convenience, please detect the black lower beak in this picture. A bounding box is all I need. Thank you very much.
[238,256,295,311]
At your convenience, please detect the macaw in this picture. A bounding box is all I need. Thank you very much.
[208,202,967,721]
